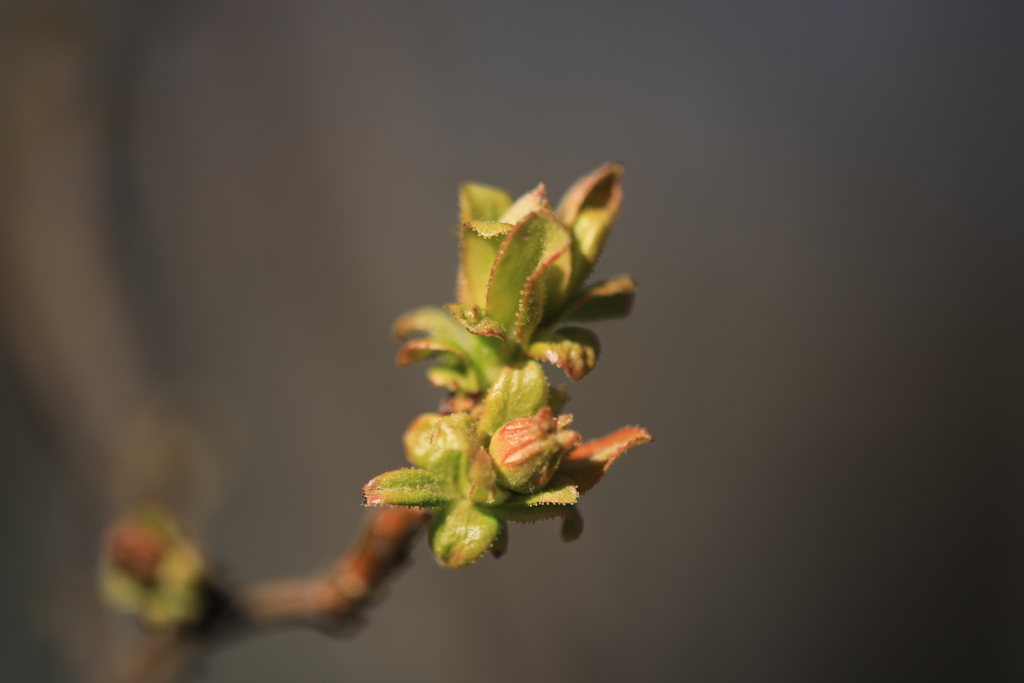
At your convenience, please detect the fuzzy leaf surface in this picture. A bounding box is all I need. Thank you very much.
[459,222,512,308]
[486,211,572,343]
[527,327,601,381]
[478,360,549,435]
[445,303,506,341]
[556,163,624,293]
[429,501,502,568]
[393,306,502,391]
[559,426,652,494]
[459,182,513,223]
[457,182,513,308]
[363,468,450,507]
[498,183,551,226]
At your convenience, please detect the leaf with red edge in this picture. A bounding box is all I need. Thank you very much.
[445,303,506,341]
[558,426,652,494]
[557,274,636,323]
[556,162,625,294]
[459,182,513,224]
[498,183,551,226]
[393,306,503,392]
[395,339,477,393]
[527,327,601,381]
[486,211,572,344]
[363,468,451,507]
[458,221,513,308]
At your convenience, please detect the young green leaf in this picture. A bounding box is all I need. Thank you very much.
[498,183,551,226]
[363,469,450,507]
[393,306,503,393]
[502,476,579,507]
[556,163,624,294]
[444,303,506,341]
[486,211,572,344]
[458,222,513,308]
[459,182,513,223]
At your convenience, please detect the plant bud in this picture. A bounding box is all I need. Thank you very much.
[107,519,164,584]
[99,506,206,628]
[488,407,581,493]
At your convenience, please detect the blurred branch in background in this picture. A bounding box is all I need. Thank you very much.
[0,1,212,680]
[1,5,428,680]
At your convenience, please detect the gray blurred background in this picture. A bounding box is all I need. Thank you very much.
[2,0,1023,681]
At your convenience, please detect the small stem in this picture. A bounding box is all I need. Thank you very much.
[234,507,428,628]
[115,508,429,683]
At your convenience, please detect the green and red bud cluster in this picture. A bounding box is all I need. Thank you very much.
[364,164,651,568]
[98,506,207,627]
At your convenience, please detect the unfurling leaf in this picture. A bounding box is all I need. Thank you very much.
[396,339,477,392]
[486,211,572,344]
[458,221,512,308]
[393,306,502,393]
[429,501,502,568]
[459,182,513,224]
[498,183,551,226]
[556,163,624,293]
[527,327,601,381]
[558,426,653,494]
[363,469,450,507]
[445,303,506,341]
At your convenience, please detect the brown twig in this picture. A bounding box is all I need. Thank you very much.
[109,507,429,683]
[235,507,429,628]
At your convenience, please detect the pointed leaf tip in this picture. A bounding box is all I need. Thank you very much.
[557,163,625,294]
[503,475,579,507]
[558,426,652,494]
[363,469,450,507]
[459,182,513,224]
[498,183,552,226]
[445,303,506,341]
[486,210,573,344]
